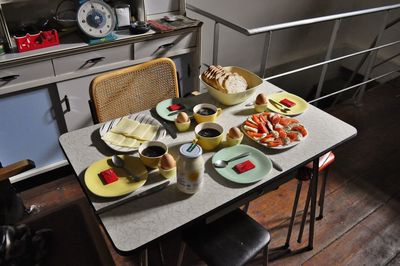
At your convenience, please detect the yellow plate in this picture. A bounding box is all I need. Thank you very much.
[267,92,308,116]
[84,155,148,197]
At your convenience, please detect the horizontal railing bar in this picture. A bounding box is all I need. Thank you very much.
[307,69,399,103]
[373,51,400,69]
[263,39,400,81]
[186,4,250,35]
[187,3,400,36]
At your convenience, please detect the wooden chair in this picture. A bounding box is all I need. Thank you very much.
[89,57,179,123]
[177,209,271,266]
[285,151,335,247]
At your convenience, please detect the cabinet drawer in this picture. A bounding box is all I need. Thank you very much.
[53,45,133,76]
[0,61,53,89]
[135,33,196,59]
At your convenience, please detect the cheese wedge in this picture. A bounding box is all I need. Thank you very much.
[101,131,125,145]
[102,131,142,148]
[125,123,159,140]
[119,137,140,148]
[111,117,140,135]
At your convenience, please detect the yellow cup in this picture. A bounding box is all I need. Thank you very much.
[194,122,224,151]
[193,103,222,123]
[254,103,268,113]
[138,141,168,168]
[225,133,243,147]
[174,120,191,132]
[158,166,176,179]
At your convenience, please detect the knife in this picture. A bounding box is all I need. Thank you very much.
[150,108,177,139]
[269,99,290,112]
[168,105,194,116]
[96,180,170,214]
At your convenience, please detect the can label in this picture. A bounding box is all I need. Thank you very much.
[177,170,203,194]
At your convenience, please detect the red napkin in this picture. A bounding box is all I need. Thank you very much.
[280,98,296,107]
[233,160,256,174]
[167,104,183,111]
[99,168,118,185]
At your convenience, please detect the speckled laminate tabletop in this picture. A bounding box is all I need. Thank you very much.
[59,81,357,252]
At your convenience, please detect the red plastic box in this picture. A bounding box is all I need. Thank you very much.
[14,29,59,53]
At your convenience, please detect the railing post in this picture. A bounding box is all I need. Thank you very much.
[213,22,220,65]
[260,31,272,78]
[354,11,390,105]
[314,19,341,106]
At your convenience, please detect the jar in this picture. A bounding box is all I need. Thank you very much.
[176,143,205,194]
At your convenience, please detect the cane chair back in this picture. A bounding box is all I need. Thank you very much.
[90,57,179,123]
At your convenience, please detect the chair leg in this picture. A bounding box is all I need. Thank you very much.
[284,179,302,248]
[317,167,329,220]
[158,241,165,266]
[263,244,269,266]
[140,248,148,266]
[297,179,312,243]
[243,202,250,213]
[177,242,186,266]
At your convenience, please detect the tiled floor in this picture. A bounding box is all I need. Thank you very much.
[19,78,400,265]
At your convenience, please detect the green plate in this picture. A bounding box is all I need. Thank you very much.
[267,92,308,116]
[155,98,195,122]
[212,145,272,184]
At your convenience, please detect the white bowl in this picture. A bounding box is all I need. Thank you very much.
[200,66,263,106]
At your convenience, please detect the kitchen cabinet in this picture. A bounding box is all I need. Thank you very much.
[0,85,67,178]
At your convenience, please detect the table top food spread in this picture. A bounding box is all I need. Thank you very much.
[59,77,357,252]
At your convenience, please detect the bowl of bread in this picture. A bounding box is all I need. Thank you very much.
[200,65,263,105]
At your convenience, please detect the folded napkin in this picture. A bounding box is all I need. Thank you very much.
[168,103,183,111]
[100,169,118,184]
[233,160,255,174]
[280,98,296,107]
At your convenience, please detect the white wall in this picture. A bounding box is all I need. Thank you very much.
[187,0,400,96]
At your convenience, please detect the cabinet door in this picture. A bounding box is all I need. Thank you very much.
[0,85,65,170]
[56,75,97,132]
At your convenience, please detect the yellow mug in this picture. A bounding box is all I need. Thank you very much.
[138,141,168,168]
[193,103,222,123]
[194,122,224,151]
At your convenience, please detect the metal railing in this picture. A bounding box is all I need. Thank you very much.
[187,3,400,105]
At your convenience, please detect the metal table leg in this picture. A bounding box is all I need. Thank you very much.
[308,157,320,250]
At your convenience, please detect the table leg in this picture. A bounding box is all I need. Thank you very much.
[308,157,320,250]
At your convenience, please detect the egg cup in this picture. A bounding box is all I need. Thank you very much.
[158,166,177,179]
[254,103,268,113]
[175,119,191,132]
[225,133,243,147]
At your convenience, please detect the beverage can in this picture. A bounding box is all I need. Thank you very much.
[176,143,204,194]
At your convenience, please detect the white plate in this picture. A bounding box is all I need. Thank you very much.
[99,113,166,152]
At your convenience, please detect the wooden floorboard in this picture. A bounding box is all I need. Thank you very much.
[16,79,400,265]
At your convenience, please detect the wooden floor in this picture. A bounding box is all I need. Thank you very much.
[19,78,400,266]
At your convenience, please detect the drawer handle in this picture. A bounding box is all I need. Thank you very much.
[160,43,175,49]
[86,57,106,64]
[152,43,175,55]
[0,74,20,82]
[61,95,71,114]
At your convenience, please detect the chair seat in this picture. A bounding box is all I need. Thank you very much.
[297,152,335,181]
[183,209,270,266]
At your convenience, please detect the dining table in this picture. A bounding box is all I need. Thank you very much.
[59,79,357,257]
